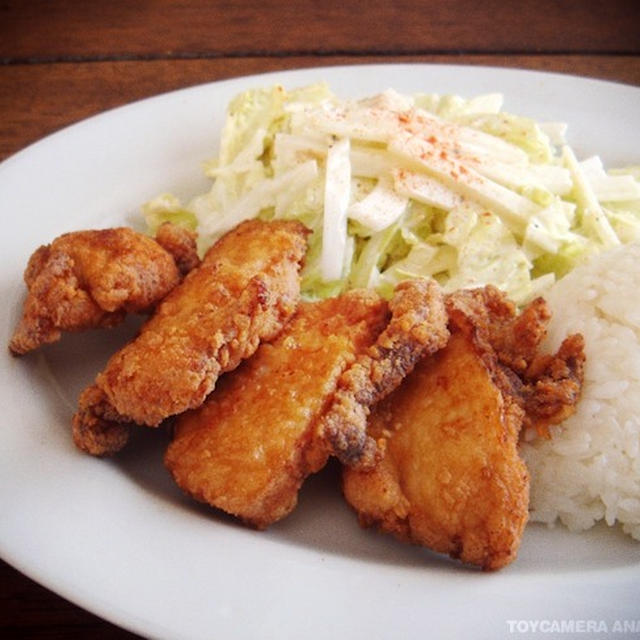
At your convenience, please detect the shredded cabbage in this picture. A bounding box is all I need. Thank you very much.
[143,84,640,304]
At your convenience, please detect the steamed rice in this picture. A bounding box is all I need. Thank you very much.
[521,242,640,540]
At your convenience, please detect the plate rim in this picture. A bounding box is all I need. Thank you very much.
[2,62,640,640]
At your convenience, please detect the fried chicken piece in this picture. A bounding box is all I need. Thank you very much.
[445,286,550,376]
[72,219,308,456]
[154,221,200,275]
[165,290,389,528]
[520,333,586,437]
[343,285,586,570]
[318,278,449,469]
[445,286,585,436]
[342,318,530,571]
[72,385,131,457]
[9,224,196,355]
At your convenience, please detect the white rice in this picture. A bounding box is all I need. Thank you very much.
[520,242,640,540]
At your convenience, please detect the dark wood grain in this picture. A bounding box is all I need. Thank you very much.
[1,0,639,61]
[0,560,142,639]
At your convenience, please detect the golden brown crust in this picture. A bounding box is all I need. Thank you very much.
[72,385,131,456]
[445,286,585,434]
[343,326,530,571]
[165,290,389,528]
[318,278,450,469]
[97,219,308,426]
[343,284,585,570]
[71,219,309,455]
[154,222,200,275]
[521,333,586,437]
[9,225,188,355]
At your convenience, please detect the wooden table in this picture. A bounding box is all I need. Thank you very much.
[1,1,638,637]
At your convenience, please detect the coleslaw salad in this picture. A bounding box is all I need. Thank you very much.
[143,83,640,304]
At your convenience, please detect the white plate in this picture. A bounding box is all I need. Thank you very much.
[1,64,640,640]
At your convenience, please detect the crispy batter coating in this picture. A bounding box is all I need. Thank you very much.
[520,333,586,437]
[445,286,550,376]
[446,286,585,436]
[72,385,131,457]
[343,285,586,570]
[165,290,389,528]
[9,225,190,355]
[318,278,449,469]
[342,323,530,571]
[72,219,309,456]
[154,222,200,275]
